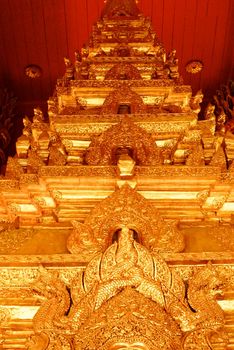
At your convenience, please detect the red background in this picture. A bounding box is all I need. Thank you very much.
[0,0,233,115]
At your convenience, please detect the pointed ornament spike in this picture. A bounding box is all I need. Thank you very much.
[102,0,140,18]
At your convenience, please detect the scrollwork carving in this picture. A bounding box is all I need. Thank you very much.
[0,228,36,254]
[102,0,140,18]
[101,85,146,114]
[4,156,24,179]
[185,143,205,166]
[105,63,142,80]
[85,117,162,166]
[29,228,232,349]
[67,184,184,259]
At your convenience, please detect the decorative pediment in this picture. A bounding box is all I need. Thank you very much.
[74,287,182,350]
[102,0,140,18]
[67,184,184,259]
[101,85,146,114]
[28,227,232,350]
[85,116,161,166]
[105,63,142,80]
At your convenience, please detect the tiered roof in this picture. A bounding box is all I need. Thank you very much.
[0,1,234,347]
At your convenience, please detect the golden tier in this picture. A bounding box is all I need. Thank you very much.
[0,0,234,349]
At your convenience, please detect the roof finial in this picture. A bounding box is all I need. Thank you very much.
[102,0,140,18]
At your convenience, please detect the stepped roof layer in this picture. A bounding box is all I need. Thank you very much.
[0,0,234,349]
[0,0,233,229]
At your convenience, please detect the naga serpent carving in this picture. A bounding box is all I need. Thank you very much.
[32,268,71,332]
[28,227,231,350]
[67,184,185,259]
[29,268,71,349]
[187,263,226,329]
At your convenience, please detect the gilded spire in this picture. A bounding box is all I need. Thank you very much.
[102,0,140,18]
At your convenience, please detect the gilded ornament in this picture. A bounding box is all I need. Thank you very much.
[102,0,140,18]
[48,133,67,166]
[0,178,19,189]
[135,165,221,177]
[213,81,234,133]
[26,333,49,350]
[1,1,234,348]
[206,223,234,251]
[197,190,210,205]
[67,184,184,259]
[0,256,233,288]
[190,90,204,114]
[105,63,142,80]
[20,174,39,185]
[7,202,21,214]
[50,189,63,201]
[39,165,117,178]
[70,79,176,88]
[5,156,24,179]
[205,195,228,211]
[205,103,216,120]
[29,228,232,349]
[52,119,194,136]
[0,307,11,325]
[209,145,227,171]
[25,64,42,79]
[0,228,36,254]
[27,149,45,173]
[185,143,205,166]
[85,117,163,166]
[101,85,146,114]
[64,57,74,81]
[117,153,136,177]
[22,116,32,137]
[186,60,204,74]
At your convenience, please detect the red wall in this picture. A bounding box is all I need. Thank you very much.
[0,0,233,115]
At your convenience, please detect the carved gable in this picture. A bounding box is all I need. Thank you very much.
[101,85,146,114]
[85,117,162,166]
[67,184,184,260]
[105,63,142,80]
[102,0,140,18]
[29,227,231,349]
[0,0,234,348]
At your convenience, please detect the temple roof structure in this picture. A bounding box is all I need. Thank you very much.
[0,0,234,349]
[102,0,140,17]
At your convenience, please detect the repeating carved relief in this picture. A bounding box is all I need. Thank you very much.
[85,117,162,166]
[67,184,184,260]
[28,228,233,350]
[0,227,36,254]
[101,85,146,114]
[212,80,234,133]
[1,0,234,347]
[102,0,140,18]
[105,63,142,80]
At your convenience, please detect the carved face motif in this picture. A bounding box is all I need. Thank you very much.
[110,342,148,350]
